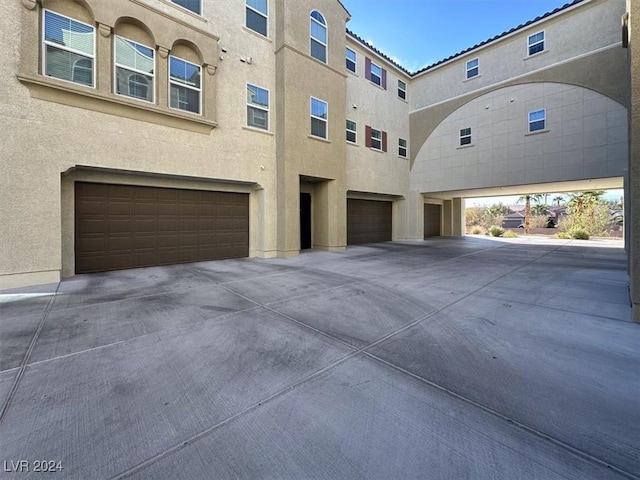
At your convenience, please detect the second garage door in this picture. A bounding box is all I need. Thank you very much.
[347,199,392,245]
[75,182,249,274]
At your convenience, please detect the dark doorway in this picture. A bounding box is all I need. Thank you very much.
[424,204,442,237]
[300,192,312,249]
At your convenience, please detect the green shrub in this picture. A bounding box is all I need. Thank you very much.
[470,226,483,235]
[555,232,571,239]
[503,230,518,238]
[569,228,590,240]
[489,225,505,237]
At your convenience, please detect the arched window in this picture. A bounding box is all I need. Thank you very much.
[310,11,327,63]
[114,36,155,103]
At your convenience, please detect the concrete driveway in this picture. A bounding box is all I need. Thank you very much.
[1,237,638,479]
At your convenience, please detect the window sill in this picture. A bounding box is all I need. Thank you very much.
[243,125,274,135]
[524,49,549,60]
[525,129,550,136]
[398,155,408,160]
[397,96,408,103]
[242,26,271,42]
[369,147,384,153]
[308,135,331,143]
[346,69,358,77]
[463,74,481,83]
[457,143,475,149]
[347,140,359,146]
[18,74,217,134]
[369,81,386,91]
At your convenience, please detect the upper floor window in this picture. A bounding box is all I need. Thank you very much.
[169,56,201,114]
[310,97,328,139]
[528,31,545,56]
[460,127,472,145]
[346,47,356,73]
[246,0,268,37]
[43,10,95,87]
[365,58,386,89]
[171,0,201,15]
[310,11,327,63]
[346,119,357,143]
[398,138,407,157]
[114,36,154,103]
[247,83,269,130]
[466,58,479,79]
[528,109,546,132]
[365,125,387,151]
[398,80,406,100]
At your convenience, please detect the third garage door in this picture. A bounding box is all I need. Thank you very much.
[75,182,249,274]
[347,199,392,245]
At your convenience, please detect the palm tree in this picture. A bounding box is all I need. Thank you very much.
[552,195,565,206]
[517,194,544,234]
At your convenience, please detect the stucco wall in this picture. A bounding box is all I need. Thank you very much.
[411,82,628,194]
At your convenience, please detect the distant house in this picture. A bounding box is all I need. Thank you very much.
[502,211,525,228]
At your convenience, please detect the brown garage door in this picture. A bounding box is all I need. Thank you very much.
[424,204,441,237]
[75,182,249,273]
[347,199,392,245]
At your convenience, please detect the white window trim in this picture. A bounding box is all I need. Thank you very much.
[460,127,472,146]
[528,109,547,133]
[42,9,96,88]
[346,47,356,73]
[310,11,327,64]
[346,119,357,143]
[114,35,155,104]
[370,61,382,87]
[168,55,202,115]
[371,128,382,151]
[527,30,545,56]
[310,96,328,139]
[398,138,408,158]
[170,0,203,16]
[246,0,268,37]
[398,79,407,100]
[246,83,269,130]
[466,58,479,79]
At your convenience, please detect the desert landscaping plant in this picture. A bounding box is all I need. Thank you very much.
[470,226,484,235]
[503,230,518,238]
[568,228,590,240]
[489,225,505,237]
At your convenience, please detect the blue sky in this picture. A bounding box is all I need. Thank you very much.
[341,0,578,72]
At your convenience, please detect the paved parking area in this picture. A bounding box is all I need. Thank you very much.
[1,237,639,479]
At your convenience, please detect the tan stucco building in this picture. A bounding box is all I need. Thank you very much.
[1,0,638,320]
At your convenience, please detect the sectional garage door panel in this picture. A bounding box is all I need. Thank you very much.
[347,199,392,245]
[75,182,249,274]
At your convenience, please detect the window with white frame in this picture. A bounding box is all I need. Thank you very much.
[114,36,154,102]
[398,138,407,157]
[310,11,327,63]
[346,47,356,73]
[310,97,328,139]
[43,10,95,87]
[528,31,545,56]
[370,62,382,87]
[398,80,407,100]
[460,127,472,145]
[247,83,269,130]
[528,109,546,132]
[466,58,479,79]
[370,128,382,150]
[171,0,201,15]
[246,0,267,36]
[346,119,357,143]
[169,56,201,114]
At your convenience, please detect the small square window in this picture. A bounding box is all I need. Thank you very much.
[346,119,357,143]
[398,80,407,100]
[466,58,479,79]
[247,83,269,130]
[311,97,328,139]
[346,48,356,73]
[399,138,407,157]
[528,31,545,56]
[460,127,472,145]
[528,109,546,132]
